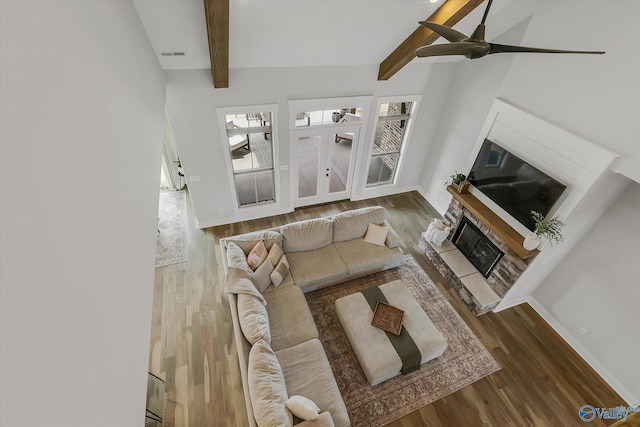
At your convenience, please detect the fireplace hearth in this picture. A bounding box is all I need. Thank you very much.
[452,217,504,278]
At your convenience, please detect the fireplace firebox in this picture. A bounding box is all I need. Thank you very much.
[452,217,504,278]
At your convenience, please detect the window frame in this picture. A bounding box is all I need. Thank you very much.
[288,96,373,207]
[216,104,281,215]
[364,95,421,189]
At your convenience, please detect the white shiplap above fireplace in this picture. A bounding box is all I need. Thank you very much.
[464,98,618,237]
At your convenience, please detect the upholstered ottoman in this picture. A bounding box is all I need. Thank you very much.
[335,280,448,386]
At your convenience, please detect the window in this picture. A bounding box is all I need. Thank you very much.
[366,99,418,187]
[220,108,277,208]
[294,108,363,127]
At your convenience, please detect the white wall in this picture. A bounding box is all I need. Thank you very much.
[416,0,640,404]
[532,182,640,405]
[499,1,640,183]
[165,62,457,227]
[419,3,537,212]
[420,0,640,210]
[0,2,166,426]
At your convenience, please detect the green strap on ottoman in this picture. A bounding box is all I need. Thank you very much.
[360,286,422,374]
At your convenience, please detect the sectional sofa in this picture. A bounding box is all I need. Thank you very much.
[221,206,404,427]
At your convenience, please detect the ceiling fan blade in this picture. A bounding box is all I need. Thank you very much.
[416,42,481,58]
[419,21,468,42]
[489,43,605,55]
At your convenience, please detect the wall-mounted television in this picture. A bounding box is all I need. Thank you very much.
[467,139,566,231]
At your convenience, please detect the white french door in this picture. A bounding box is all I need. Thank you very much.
[294,126,359,207]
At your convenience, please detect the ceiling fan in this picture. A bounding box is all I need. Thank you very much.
[416,0,605,59]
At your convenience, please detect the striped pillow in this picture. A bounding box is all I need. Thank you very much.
[270,255,290,287]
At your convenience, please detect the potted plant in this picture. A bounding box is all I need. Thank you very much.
[523,210,565,250]
[448,170,470,193]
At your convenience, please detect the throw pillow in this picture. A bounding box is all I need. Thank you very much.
[364,222,389,246]
[253,259,274,293]
[248,339,293,427]
[267,241,284,267]
[227,242,253,273]
[285,395,321,421]
[237,294,271,345]
[247,240,268,271]
[270,255,290,287]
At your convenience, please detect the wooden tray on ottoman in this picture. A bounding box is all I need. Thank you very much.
[371,301,404,335]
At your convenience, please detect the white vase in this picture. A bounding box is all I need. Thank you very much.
[523,232,541,250]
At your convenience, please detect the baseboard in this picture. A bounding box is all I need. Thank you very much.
[415,185,429,203]
[196,207,294,229]
[526,297,639,406]
[196,216,239,229]
[493,296,528,312]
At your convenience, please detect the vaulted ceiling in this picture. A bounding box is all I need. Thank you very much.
[133,0,512,81]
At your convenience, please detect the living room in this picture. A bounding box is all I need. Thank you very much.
[1,1,638,427]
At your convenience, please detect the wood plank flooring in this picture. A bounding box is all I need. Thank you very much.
[148,190,624,426]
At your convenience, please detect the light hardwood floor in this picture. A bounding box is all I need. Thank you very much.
[148,191,624,427]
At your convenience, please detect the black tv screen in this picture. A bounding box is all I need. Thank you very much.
[467,139,566,231]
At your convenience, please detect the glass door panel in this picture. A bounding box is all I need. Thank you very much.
[294,127,359,207]
[297,135,321,200]
[328,132,353,194]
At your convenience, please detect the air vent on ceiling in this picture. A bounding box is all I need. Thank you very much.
[160,51,186,57]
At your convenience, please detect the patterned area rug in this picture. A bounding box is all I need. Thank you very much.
[305,255,501,427]
[155,190,187,267]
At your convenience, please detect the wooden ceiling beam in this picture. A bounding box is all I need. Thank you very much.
[204,0,229,88]
[378,0,485,81]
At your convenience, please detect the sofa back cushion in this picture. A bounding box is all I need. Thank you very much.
[224,230,283,255]
[332,207,386,242]
[237,294,271,345]
[280,218,333,253]
[248,339,293,427]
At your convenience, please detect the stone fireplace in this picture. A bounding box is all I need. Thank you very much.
[421,99,619,314]
[420,186,538,315]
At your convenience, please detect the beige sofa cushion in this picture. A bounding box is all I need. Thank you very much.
[281,218,333,253]
[295,412,335,427]
[287,245,348,292]
[385,226,401,249]
[238,294,271,345]
[248,339,293,427]
[264,285,318,351]
[332,206,386,242]
[334,238,403,277]
[275,339,350,427]
[225,230,283,255]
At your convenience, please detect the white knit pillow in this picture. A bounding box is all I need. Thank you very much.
[285,395,321,421]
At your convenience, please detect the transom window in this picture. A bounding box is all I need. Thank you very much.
[294,108,363,127]
[366,99,418,187]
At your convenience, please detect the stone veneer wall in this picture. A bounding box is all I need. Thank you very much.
[443,197,535,297]
[375,102,410,170]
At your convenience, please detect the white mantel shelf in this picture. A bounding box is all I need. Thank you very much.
[446,185,539,260]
